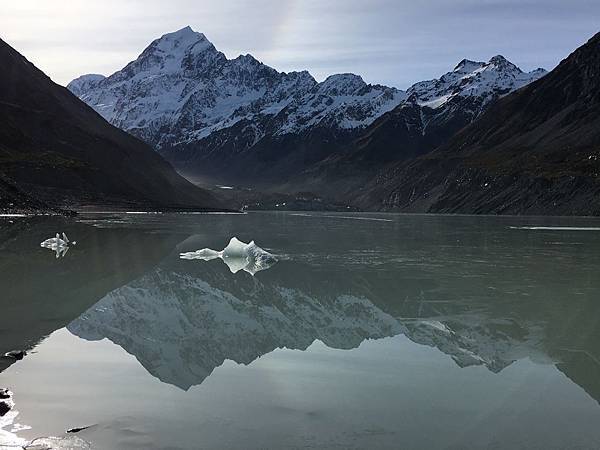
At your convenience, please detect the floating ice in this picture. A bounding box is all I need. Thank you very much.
[510,226,600,231]
[40,232,76,258]
[180,237,277,275]
[290,213,393,222]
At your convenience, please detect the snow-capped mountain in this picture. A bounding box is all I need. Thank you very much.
[68,26,546,190]
[68,27,404,151]
[314,55,548,194]
[0,35,219,213]
[408,56,546,110]
[355,31,600,214]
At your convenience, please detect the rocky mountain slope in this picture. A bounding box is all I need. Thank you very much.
[290,55,548,196]
[351,55,547,164]
[359,31,600,215]
[69,27,545,190]
[0,37,221,212]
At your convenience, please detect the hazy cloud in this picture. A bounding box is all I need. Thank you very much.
[1,0,598,87]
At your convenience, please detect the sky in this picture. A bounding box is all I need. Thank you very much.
[1,0,599,88]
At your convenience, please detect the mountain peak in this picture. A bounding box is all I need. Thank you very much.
[487,55,521,72]
[161,26,203,40]
[116,26,221,78]
[319,73,366,95]
[489,54,508,63]
[173,25,193,34]
[153,26,212,53]
[408,53,545,110]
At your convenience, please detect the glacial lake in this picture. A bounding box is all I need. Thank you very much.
[1,211,600,449]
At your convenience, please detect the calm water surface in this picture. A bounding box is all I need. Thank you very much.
[1,212,600,449]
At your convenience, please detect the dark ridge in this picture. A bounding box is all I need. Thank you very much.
[359,31,600,215]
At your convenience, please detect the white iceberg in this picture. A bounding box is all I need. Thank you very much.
[40,232,76,258]
[180,237,277,275]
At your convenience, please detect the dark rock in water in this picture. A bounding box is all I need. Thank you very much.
[4,350,26,360]
[0,401,11,417]
[67,425,94,433]
[0,388,10,399]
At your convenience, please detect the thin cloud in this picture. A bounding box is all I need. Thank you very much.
[0,0,598,87]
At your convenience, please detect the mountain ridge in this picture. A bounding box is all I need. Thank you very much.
[68,26,545,194]
[357,31,600,215]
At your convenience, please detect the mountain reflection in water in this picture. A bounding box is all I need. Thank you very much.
[52,216,600,403]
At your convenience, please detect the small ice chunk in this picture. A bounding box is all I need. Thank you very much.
[179,237,277,275]
[40,232,76,258]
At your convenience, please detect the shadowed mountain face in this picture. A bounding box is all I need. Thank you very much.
[287,58,547,198]
[360,31,600,215]
[0,38,221,213]
[0,217,183,373]
[65,222,600,403]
